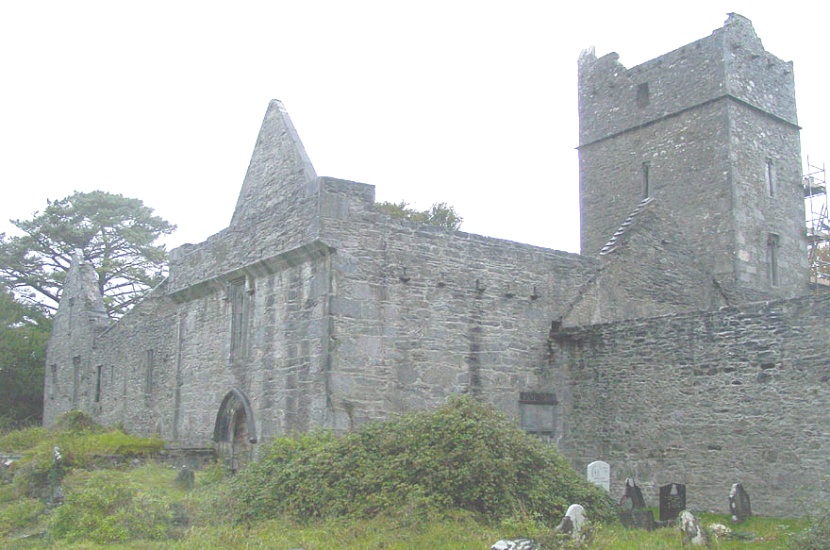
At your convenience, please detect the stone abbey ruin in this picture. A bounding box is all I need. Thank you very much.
[45,14,830,515]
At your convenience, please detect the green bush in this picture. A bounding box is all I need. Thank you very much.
[51,410,103,434]
[0,427,49,452]
[232,395,616,526]
[0,498,44,536]
[48,470,175,544]
[6,422,164,500]
[790,514,830,549]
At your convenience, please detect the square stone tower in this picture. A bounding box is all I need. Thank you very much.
[578,13,808,301]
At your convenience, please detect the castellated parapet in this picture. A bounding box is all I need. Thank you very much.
[44,14,830,516]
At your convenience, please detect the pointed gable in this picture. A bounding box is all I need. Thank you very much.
[230,100,318,227]
[59,249,108,317]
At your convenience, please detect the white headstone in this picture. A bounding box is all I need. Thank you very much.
[566,503,586,535]
[586,460,610,491]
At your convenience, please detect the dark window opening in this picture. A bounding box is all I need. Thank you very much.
[642,161,651,199]
[49,364,57,400]
[72,355,81,406]
[767,233,780,286]
[636,82,650,108]
[229,278,249,363]
[94,365,103,403]
[144,349,155,395]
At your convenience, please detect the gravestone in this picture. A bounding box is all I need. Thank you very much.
[175,465,195,490]
[659,482,686,522]
[729,483,752,523]
[619,479,653,530]
[586,460,610,491]
[619,478,646,509]
[679,510,709,546]
[619,509,656,531]
[491,539,537,550]
[555,504,587,539]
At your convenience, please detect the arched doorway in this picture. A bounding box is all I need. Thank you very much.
[213,388,257,473]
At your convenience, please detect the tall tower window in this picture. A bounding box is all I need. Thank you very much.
[642,162,651,199]
[767,233,780,286]
[765,158,776,197]
[229,278,249,363]
[72,355,81,406]
[49,364,57,400]
[95,365,103,403]
[144,349,155,395]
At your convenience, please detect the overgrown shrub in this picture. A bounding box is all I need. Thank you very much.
[6,413,164,500]
[0,426,49,452]
[49,469,175,544]
[51,410,103,434]
[232,395,616,526]
[0,498,44,536]
[790,514,830,549]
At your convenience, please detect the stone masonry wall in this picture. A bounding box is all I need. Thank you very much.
[318,177,596,434]
[554,293,830,516]
[578,14,806,301]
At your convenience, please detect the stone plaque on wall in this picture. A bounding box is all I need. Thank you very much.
[586,460,610,491]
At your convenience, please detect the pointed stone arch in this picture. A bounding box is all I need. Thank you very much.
[213,388,257,472]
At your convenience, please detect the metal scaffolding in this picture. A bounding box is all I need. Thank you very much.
[804,157,829,287]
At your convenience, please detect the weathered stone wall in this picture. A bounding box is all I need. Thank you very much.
[554,293,830,516]
[91,243,333,448]
[318,177,596,433]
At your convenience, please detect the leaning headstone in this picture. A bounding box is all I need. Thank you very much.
[659,482,686,522]
[490,539,537,550]
[586,460,610,492]
[619,478,646,509]
[729,483,752,523]
[555,503,587,540]
[678,510,709,546]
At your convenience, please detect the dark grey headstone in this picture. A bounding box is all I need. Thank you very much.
[729,483,752,523]
[175,465,195,490]
[619,478,647,509]
[659,482,686,522]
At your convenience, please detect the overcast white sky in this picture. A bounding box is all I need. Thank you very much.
[1,1,828,254]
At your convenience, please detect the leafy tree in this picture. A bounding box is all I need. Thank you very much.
[376,200,463,231]
[0,286,50,430]
[0,191,176,318]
